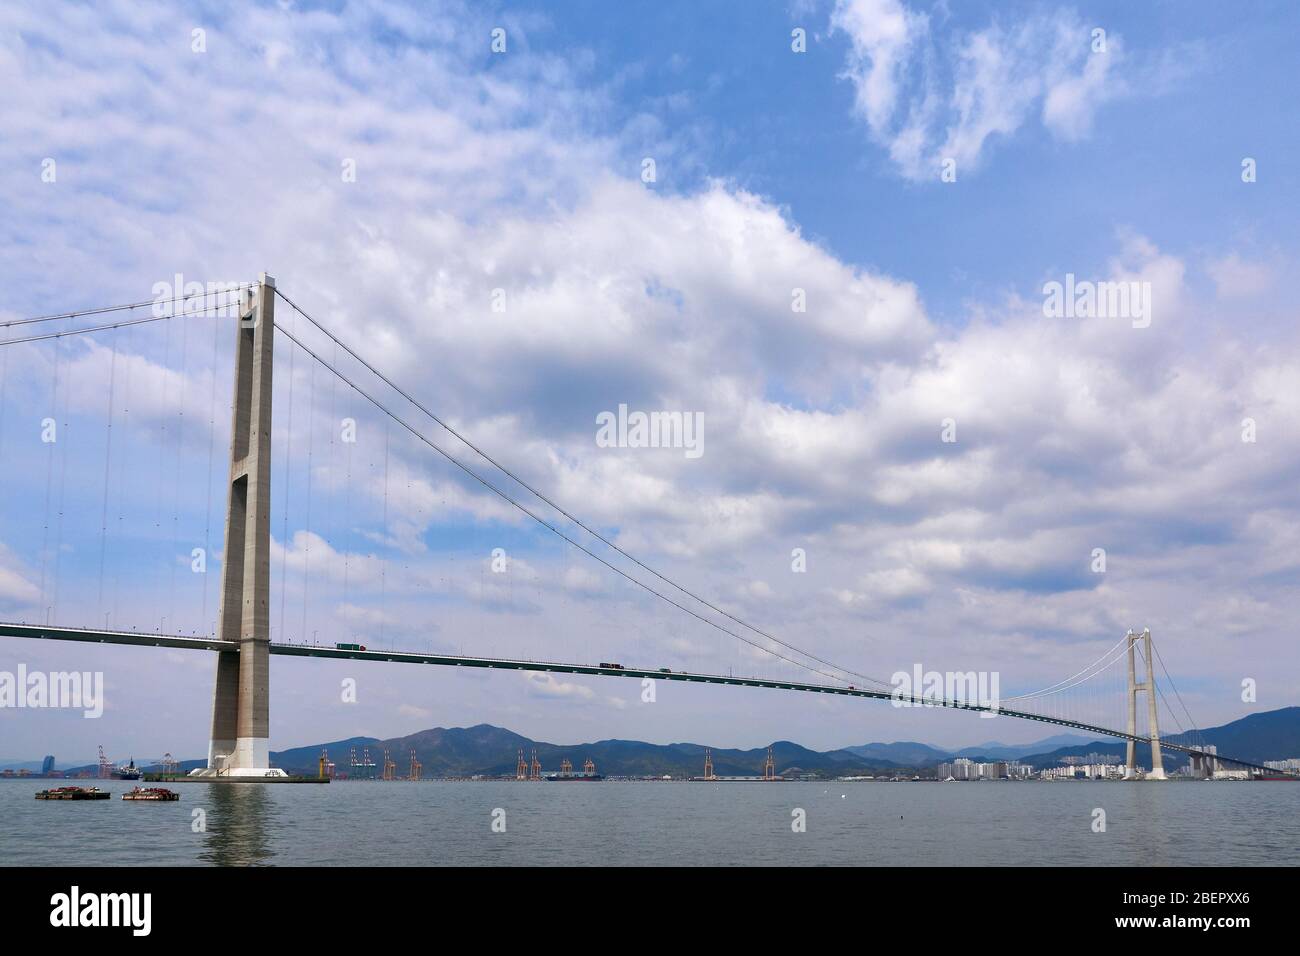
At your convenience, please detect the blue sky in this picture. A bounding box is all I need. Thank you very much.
[1,0,1299,763]
[514,0,1300,323]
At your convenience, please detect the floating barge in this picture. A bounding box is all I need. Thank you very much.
[35,786,110,801]
[122,786,179,801]
[143,772,328,784]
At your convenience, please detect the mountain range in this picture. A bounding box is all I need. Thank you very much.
[16,706,1299,778]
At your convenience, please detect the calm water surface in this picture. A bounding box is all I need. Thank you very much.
[3,778,1297,866]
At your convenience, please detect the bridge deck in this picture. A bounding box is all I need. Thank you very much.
[0,621,1280,774]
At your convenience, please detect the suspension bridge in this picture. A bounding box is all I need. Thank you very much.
[0,275,1282,779]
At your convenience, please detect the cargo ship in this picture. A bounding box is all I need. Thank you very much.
[35,786,110,800]
[122,787,179,801]
[114,758,141,781]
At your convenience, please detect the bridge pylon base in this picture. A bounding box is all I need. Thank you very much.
[189,767,289,779]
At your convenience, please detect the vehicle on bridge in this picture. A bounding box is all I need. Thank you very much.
[599,662,624,670]
[336,643,367,651]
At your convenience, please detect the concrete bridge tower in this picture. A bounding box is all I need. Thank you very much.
[201,274,282,777]
[1124,628,1167,780]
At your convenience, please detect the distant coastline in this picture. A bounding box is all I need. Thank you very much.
[10,706,1298,782]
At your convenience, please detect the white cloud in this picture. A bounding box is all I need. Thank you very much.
[1042,32,1121,140]
[0,0,1295,754]
[831,0,929,131]
[831,1,1137,179]
[0,545,40,607]
[397,703,433,721]
[522,672,596,701]
[1207,253,1276,300]
[562,565,605,596]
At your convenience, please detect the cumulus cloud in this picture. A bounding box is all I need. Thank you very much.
[1207,252,1277,300]
[397,703,433,720]
[0,0,1295,750]
[0,545,40,607]
[522,672,596,701]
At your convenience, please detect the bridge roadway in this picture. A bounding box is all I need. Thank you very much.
[1,621,1284,776]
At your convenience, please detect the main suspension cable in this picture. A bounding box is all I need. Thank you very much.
[274,321,855,687]
[1,285,254,330]
[1002,632,1132,702]
[0,304,239,348]
[272,288,893,689]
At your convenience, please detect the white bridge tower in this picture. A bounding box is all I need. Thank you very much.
[1124,628,1166,780]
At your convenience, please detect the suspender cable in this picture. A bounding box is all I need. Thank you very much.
[279,325,296,643]
[301,359,316,648]
[326,339,340,646]
[201,308,221,634]
[1150,634,1202,746]
[1002,634,1131,702]
[154,313,173,631]
[275,322,854,687]
[379,416,390,649]
[40,322,63,623]
[168,308,190,632]
[50,328,72,625]
[342,370,353,637]
[0,334,7,479]
[273,288,886,689]
[112,324,135,630]
[97,327,119,611]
